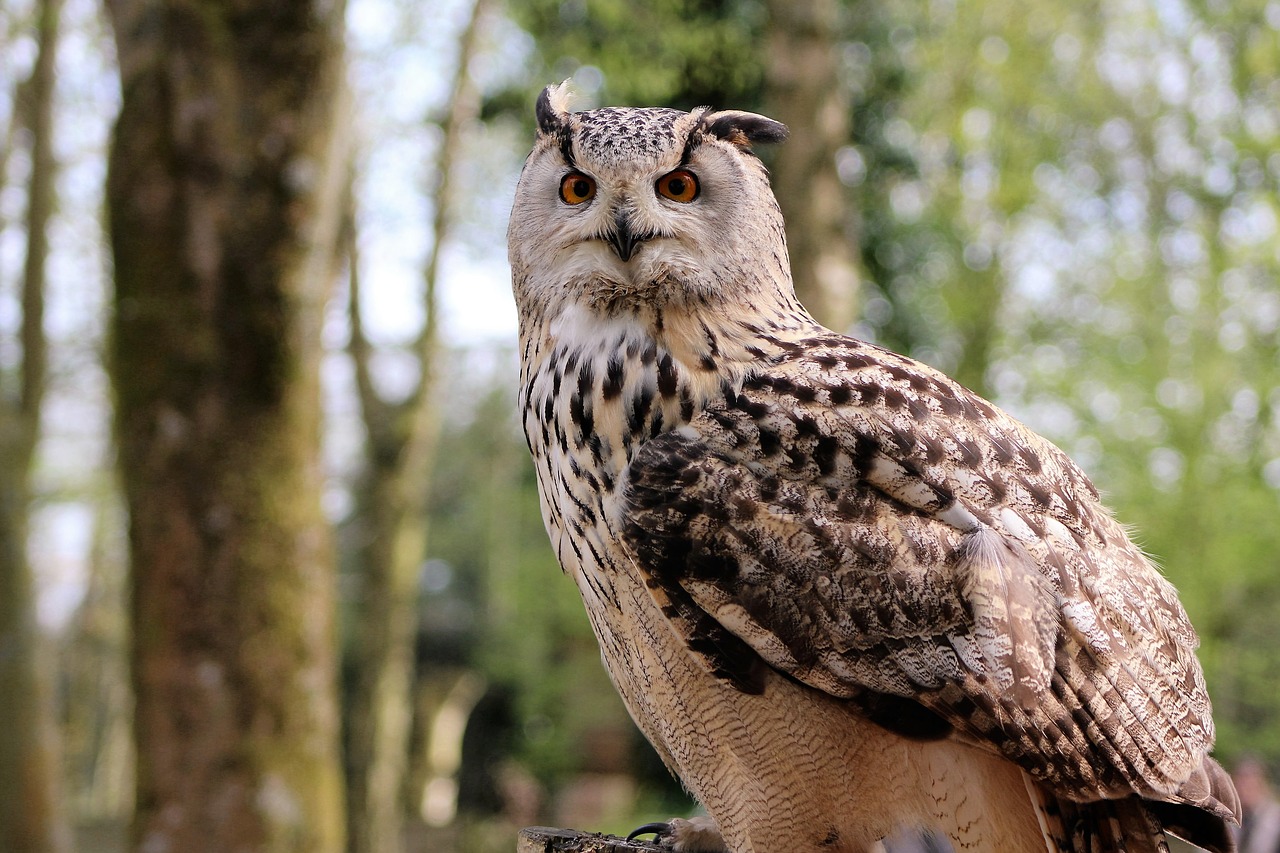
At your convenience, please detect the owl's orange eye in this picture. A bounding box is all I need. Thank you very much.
[656,169,699,203]
[559,172,596,205]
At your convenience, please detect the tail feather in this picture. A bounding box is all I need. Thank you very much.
[1029,754,1239,853]
[1147,755,1240,853]
[1054,797,1170,853]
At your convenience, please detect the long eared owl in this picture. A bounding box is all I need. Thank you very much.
[509,83,1239,853]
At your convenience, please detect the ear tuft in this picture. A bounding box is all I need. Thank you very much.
[703,110,788,148]
[535,82,574,137]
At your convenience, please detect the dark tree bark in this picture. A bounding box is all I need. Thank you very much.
[764,0,860,332]
[0,0,74,850]
[516,827,664,853]
[104,1,351,850]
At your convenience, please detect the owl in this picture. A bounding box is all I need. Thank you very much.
[509,83,1239,853]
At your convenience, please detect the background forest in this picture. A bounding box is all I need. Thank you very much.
[0,0,1278,852]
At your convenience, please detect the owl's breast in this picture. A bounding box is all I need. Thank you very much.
[519,315,704,603]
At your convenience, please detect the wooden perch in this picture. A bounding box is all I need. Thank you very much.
[517,826,667,853]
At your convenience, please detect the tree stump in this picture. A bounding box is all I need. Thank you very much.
[517,826,665,853]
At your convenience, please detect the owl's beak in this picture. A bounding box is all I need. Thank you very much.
[606,212,648,262]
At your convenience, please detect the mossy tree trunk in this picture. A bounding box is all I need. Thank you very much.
[0,1,74,850]
[342,3,489,850]
[764,0,860,332]
[104,1,351,850]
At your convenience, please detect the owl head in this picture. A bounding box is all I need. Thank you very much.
[509,83,791,319]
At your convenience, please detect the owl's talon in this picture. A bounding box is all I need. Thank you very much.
[627,822,674,844]
[626,816,727,853]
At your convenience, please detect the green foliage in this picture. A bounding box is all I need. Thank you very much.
[849,0,1280,765]
[504,0,766,109]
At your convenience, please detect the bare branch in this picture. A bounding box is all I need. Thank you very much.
[344,0,491,472]
[399,0,491,469]
[342,171,394,451]
[16,0,64,447]
[0,1,73,849]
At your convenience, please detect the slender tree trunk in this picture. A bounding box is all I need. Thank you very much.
[63,488,133,822]
[0,0,73,850]
[763,0,860,331]
[104,1,351,850]
[948,270,1004,398]
[342,4,489,850]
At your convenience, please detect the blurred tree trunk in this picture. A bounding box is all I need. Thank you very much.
[342,3,488,850]
[63,489,133,822]
[763,0,859,331]
[104,1,351,850]
[947,269,1003,398]
[0,1,73,851]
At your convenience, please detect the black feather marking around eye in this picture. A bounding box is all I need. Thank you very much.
[680,108,712,165]
[558,134,577,170]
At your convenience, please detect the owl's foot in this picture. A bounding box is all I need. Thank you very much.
[627,816,728,853]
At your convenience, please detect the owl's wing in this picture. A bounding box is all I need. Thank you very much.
[620,338,1225,815]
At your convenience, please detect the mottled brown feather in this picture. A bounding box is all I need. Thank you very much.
[623,338,1235,839]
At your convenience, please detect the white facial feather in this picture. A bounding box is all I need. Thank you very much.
[509,109,791,321]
